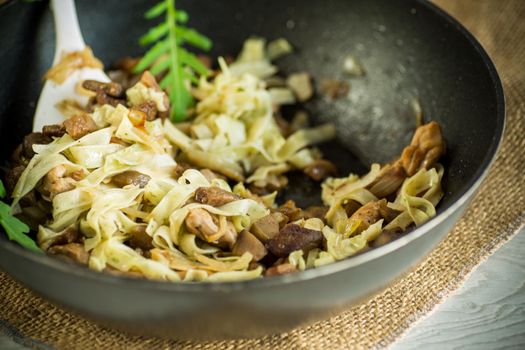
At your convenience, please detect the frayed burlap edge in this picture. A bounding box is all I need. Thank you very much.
[1,1,524,349]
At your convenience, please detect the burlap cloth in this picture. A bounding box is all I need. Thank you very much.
[1,1,524,349]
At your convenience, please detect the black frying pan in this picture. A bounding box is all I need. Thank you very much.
[0,0,504,340]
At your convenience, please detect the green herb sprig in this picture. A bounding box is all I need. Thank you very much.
[134,0,212,121]
[0,181,41,253]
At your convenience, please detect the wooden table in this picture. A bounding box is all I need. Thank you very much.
[2,227,524,349]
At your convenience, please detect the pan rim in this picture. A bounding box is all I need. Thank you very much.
[0,0,506,293]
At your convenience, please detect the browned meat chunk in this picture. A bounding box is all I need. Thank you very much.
[63,114,98,139]
[111,171,151,188]
[185,208,219,239]
[173,162,192,179]
[265,263,297,277]
[304,159,337,181]
[22,132,52,158]
[48,243,89,265]
[367,162,407,198]
[278,200,304,222]
[185,209,238,248]
[41,227,81,249]
[251,212,288,243]
[348,199,398,235]
[371,229,404,248]
[303,206,329,221]
[94,91,126,107]
[42,165,77,199]
[232,230,267,261]
[140,71,170,111]
[82,80,124,97]
[343,199,361,217]
[217,220,238,249]
[399,121,445,176]
[42,124,66,138]
[114,57,140,72]
[266,224,323,257]
[319,79,349,99]
[194,187,241,207]
[134,100,158,121]
[126,224,154,250]
[4,165,26,195]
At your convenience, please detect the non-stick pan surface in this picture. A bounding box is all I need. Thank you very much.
[0,0,504,339]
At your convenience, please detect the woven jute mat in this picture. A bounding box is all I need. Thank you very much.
[1,1,524,349]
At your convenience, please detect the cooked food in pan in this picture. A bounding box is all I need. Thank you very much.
[1,3,445,282]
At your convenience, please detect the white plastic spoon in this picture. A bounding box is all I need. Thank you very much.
[32,0,109,132]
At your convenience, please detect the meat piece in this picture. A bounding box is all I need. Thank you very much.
[111,171,151,188]
[63,114,98,139]
[399,121,445,176]
[126,224,154,250]
[10,144,25,166]
[286,72,313,102]
[114,57,140,72]
[319,79,349,99]
[42,165,77,199]
[304,159,337,181]
[95,91,126,107]
[232,230,267,261]
[266,224,323,258]
[139,71,170,111]
[48,243,89,265]
[343,199,361,217]
[250,212,288,243]
[371,229,404,248]
[18,205,49,232]
[265,263,297,277]
[185,209,238,248]
[42,124,66,138]
[348,199,398,235]
[82,80,124,97]
[4,165,26,195]
[185,208,219,239]
[22,132,52,158]
[173,162,192,179]
[303,206,329,221]
[194,187,241,207]
[45,227,81,249]
[140,71,162,90]
[217,220,238,249]
[278,200,304,222]
[367,162,407,198]
[134,100,158,121]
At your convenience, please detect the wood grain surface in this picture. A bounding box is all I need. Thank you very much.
[391,227,525,350]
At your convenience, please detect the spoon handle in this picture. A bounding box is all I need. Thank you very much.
[50,0,86,64]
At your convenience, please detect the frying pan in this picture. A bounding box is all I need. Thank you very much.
[0,0,504,340]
